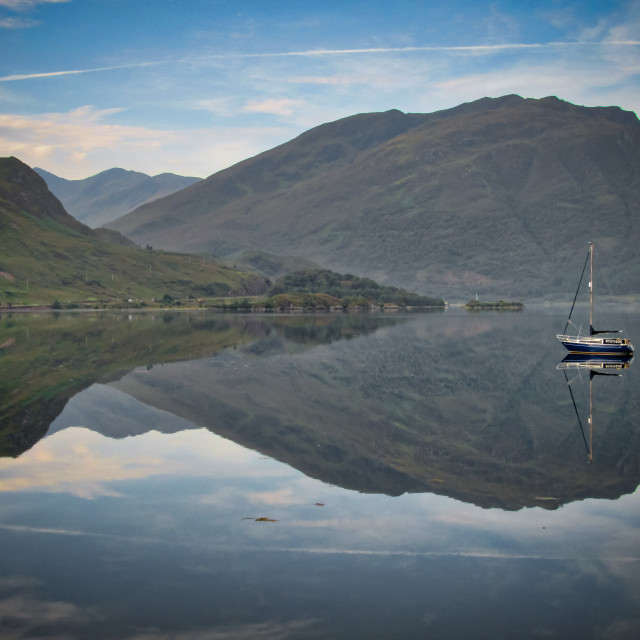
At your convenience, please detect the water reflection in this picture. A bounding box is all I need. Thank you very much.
[0,312,400,457]
[2,309,639,510]
[557,353,633,464]
[0,308,639,639]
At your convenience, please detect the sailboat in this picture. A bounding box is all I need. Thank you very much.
[556,242,634,355]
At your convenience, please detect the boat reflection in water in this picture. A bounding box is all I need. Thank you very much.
[557,353,633,463]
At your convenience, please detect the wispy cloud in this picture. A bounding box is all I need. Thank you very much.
[2,40,639,82]
[0,0,70,9]
[0,105,171,164]
[0,61,162,82]
[288,75,352,86]
[0,0,71,30]
[0,15,38,28]
[0,102,296,177]
[243,98,304,116]
[239,41,640,58]
[434,51,640,113]
[193,97,238,117]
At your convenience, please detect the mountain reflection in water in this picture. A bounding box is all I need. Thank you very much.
[1,308,638,509]
[1,307,639,640]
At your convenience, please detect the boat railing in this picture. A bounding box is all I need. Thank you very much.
[565,319,586,337]
[557,334,597,343]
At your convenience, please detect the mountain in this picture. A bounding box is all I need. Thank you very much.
[35,166,201,228]
[0,157,265,307]
[0,156,134,244]
[106,95,640,301]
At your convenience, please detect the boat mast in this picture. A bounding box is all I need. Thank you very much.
[564,244,591,336]
[589,242,594,335]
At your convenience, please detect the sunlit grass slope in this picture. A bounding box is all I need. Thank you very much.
[0,157,264,308]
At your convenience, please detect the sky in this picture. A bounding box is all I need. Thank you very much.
[0,0,639,180]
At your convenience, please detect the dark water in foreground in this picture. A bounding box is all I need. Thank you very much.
[0,306,639,639]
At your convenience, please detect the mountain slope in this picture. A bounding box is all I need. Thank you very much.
[35,166,201,228]
[106,96,640,300]
[0,157,265,307]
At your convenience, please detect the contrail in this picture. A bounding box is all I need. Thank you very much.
[0,61,162,82]
[242,40,640,57]
[1,41,638,82]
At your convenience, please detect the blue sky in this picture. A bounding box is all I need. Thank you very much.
[1,0,639,179]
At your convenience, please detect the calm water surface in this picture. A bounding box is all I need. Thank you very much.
[0,306,639,639]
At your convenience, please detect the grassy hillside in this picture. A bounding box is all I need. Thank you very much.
[107,96,640,301]
[0,157,266,308]
[108,108,430,254]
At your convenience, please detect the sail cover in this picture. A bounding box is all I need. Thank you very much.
[590,325,621,335]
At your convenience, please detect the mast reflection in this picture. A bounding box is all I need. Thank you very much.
[557,354,633,463]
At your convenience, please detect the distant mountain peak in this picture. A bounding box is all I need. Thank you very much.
[35,166,202,228]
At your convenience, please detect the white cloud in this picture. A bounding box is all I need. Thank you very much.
[0,0,70,9]
[192,96,238,117]
[243,97,304,116]
[480,3,521,43]
[0,15,38,28]
[288,75,352,86]
[0,104,162,151]
[0,106,186,177]
[433,51,640,115]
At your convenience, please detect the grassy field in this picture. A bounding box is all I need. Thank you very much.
[0,202,265,309]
